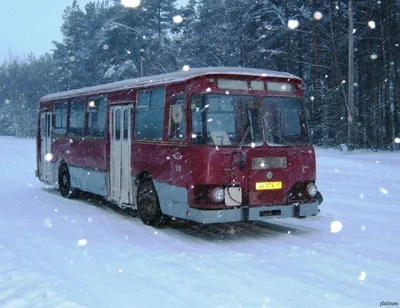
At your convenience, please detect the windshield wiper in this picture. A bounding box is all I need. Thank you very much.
[230,125,250,170]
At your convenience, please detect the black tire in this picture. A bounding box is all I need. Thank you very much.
[58,164,79,199]
[137,180,169,228]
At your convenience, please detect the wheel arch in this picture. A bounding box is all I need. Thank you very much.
[136,170,152,182]
[135,171,168,227]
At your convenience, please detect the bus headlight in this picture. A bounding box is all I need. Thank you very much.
[306,183,318,197]
[210,187,225,203]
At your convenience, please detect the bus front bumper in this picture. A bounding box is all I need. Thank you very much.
[184,202,320,224]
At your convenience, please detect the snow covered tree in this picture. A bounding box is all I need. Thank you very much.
[0,54,57,137]
[53,0,113,89]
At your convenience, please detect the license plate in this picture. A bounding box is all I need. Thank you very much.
[256,181,282,190]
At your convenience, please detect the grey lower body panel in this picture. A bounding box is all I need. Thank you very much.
[186,202,320,224]
[69,166,108,196]
[160,198,320,224]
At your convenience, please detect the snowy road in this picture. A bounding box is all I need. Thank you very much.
[0,137,399,308]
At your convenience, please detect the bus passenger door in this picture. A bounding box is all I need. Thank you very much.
[109,105,133,205]
[39,111,52,184]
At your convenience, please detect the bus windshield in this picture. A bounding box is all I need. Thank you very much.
[262,96,309,146]
[191,94,263,146]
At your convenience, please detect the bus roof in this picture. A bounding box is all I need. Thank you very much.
[40,67,300,102]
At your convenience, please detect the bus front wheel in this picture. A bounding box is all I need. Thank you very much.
[58,164,79,199]
[137,180,169,228]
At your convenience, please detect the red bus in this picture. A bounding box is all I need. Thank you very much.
[36,67,323,227]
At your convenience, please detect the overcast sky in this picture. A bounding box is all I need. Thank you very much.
[0,0,187,61]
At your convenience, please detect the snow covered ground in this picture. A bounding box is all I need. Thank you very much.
[0,136,399,308]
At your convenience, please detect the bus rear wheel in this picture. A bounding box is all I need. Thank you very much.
[58,164,79,199]
[137,180,168,228]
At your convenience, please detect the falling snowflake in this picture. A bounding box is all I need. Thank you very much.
[121,0,141,8]
[330,221,343,233]
[173,15,183,24]
[45,153,53,162]
[313,11,323,20]
[78,239,88,246]
[368,21,376,29]
[288,19,299,29]
[380,188,388,195]
[358,271,367,280]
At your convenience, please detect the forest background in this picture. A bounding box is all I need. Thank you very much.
[0,0,399,150]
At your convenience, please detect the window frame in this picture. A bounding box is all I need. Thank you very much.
[68,97,86,138]
[53,101,68,137]
[86,95,108,139]
[134,87,166,141]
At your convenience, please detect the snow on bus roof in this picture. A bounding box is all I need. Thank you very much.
[40,67,300,102]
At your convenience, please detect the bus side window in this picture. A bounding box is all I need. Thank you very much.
[87,96,107,138]
[53,101,68,137]
[115,109,121,141]
[134,88,165,140]
[123,109,129,140]
[69,98,86,137]
[168,93,186,140]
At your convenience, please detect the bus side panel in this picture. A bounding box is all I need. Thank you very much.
[54,138,85,169]
[52,138,108,196]
[82,139,108,196]
[82,139,107,172]
[131,143,171,183]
